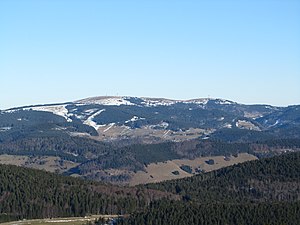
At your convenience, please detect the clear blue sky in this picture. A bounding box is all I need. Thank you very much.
[1,0,299,109]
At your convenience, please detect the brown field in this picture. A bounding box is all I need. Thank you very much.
[130,153,257,186]
[0,155,79,174]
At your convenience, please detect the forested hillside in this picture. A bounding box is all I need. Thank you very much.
[118,152,300,224]
[146,151,300,203]
[0,164,177,223]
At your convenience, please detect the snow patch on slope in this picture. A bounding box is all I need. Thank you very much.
[125,116,145,123]
[223,123,232,128]
[216,99,234,105]
[103,123,115,132]
[84,109,106,130]
[23,105,72,122]
[268,120,280,128]
[0,127,12,131]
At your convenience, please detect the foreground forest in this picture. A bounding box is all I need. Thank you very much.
[0,164,177,223]
[1,152,300,224]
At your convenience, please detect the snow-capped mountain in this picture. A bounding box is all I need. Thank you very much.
[1,96,299,144]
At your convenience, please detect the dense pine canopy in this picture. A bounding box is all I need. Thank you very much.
[0,164,176,223]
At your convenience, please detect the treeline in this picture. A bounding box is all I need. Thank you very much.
[0,164,177,223]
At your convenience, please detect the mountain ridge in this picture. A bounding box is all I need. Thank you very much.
[1,95,300,184]
[1,95,299,146]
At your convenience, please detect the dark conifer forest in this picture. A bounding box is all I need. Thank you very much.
[0,164,177,223]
